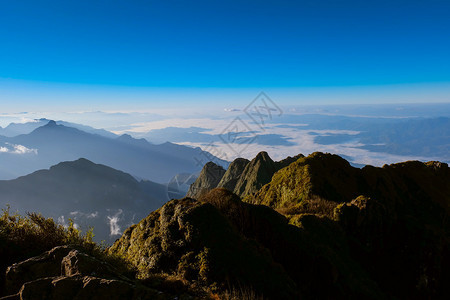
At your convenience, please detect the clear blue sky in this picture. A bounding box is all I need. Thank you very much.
[0,0,449,109]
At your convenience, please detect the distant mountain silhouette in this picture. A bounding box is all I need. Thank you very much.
[0,158,169,244]
[0,121,228,182]
[0,118,116,138]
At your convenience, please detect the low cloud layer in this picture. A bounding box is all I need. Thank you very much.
[107,209,123,236]
[0,143,38,155]
[69,211,99,220]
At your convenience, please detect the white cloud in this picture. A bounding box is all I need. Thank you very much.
[69,210,98,219]
[11,144,38,154]
[176,121,441,167]
[57,215,68,228]
[57,215,79,230]
[107,209,123,236]
[0,143,38,155]
[112,118,234,136]
[87,211,99,218]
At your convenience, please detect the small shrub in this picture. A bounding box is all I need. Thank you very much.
[0,206,134,285]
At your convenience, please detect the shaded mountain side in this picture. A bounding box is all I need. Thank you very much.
[0,158,169,244]
[233,152,304,197]
[187,152,304,199]
[232,152,278,197]
[0,120,228,182]
[110,189,385,299]
[248,152,450,211]
[244,152,450,298]
[186,162,226,198]
[216,158,250,191]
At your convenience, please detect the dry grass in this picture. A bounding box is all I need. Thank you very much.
[276,196,339,218]
[219,286,264,300]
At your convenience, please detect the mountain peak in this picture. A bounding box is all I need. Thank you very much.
[217,158,250,191]
[254,151,273,162]
[186,162,226,199]
[46,120,57,127]
[119,133,132,139]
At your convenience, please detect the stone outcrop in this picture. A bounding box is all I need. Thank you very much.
[216,158,249,191]
[186,162,226,199]
[1,246,166,300]
[109,195,298,299]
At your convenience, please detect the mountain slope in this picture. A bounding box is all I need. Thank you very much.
[186,162,226,198]
[216,157,249,190]
[249,152,450,211]
[0,158,169,244]
[110,188,385,299]
[1,152,450,299]
[245,152,450,298]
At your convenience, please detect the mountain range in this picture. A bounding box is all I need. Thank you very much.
[111,152,450,299]
[187,151,303,199]
[0,120,227,183]
[1,151,450,299]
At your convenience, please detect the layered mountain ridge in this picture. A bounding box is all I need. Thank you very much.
[0,120,228,182]
[2,151,450,299]
[109,152,450,299]
[187,151,304,199]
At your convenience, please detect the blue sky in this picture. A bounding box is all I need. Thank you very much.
[0,0,449,110]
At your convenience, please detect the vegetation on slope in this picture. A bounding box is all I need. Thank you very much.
[2,152,450,299]
[245,152,450,298]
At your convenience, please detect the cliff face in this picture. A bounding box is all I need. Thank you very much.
[185,162,225,199]
[216,158,249,191]
[188,152,304,199]
[232,151,278,197]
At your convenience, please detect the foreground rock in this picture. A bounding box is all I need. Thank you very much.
[1,246,184,300]
[110,189,387,299]
[110,195,297,299]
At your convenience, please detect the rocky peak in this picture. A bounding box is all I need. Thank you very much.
[232,151,278,197]
[217,157,250,191]
[186,161,226,199]
[188,152,306,199]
